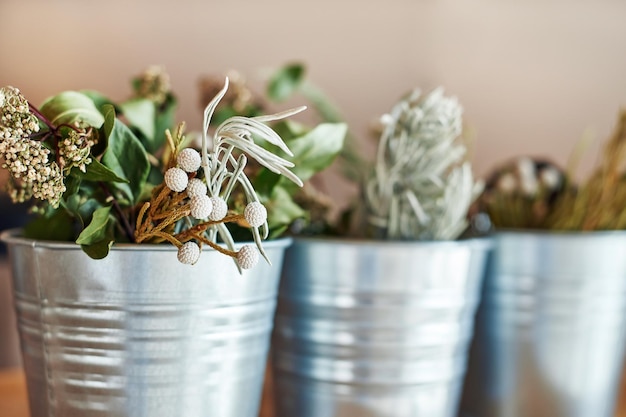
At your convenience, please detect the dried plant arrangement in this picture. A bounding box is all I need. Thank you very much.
[199,65,481,241]
[0,67,343,269]
[478,110,626,231]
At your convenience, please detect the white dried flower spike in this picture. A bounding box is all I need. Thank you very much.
[177,241,201,265]
[540,167,561,190]
[164,167,188,192]
[177,148,202,173]
[244,201,267,228]
[190,194,213,219]
[186,178,207,197]
[208,196,228,221]
[237,245,259,269]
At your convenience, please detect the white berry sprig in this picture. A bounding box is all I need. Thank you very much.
[135,78,304,271]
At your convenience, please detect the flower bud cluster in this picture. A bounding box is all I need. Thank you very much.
[134,66,171,105]
[58,126,97,173]
[0,86,40,140]
[163,146,268,268]
[0,87,66,207]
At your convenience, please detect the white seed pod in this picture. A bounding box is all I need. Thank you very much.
[187,178,207,197]
[177,241,200,265]
[190,195,213,219]
[237,245,259,269]
[164,167,188,192]
[177,148,202,173]
[208,196,228,221]
[244,201,267,228]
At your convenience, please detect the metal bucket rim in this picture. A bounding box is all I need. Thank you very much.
[0,228,292,252]
[493,228,626,239]
[290,235,492,250]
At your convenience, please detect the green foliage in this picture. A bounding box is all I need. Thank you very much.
[267,63,305,101]
[5,64,346,261]
[39,91,105,128]
[101,105,151,205]
[252,122,346,235]
[9,71,175,258]
[202,65,348,236]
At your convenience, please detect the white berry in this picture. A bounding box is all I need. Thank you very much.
[164,167,188,192]
[208,196,228,221]
[190,195,213,219]
[244,201,267,228]
[177,242,200,265]
[187,178,207,197]
[237,245,259,269]
[177,148,202,173]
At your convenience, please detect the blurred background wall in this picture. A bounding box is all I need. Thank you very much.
[1,0,626,184]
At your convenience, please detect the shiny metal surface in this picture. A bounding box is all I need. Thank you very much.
[272,237,491,417]
[460,231,626,417]
[1,229,289,417]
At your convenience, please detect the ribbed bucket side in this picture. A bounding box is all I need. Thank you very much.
[460,231,626,417]
[272,238,491,417]
[3,231,289,417]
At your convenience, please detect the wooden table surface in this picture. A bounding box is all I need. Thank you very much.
[0,368,29,417]
[1,365,625,417]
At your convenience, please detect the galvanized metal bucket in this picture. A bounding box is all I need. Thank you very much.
[2,229,290,417]
[271,237,491,417]
[460,231,626,417]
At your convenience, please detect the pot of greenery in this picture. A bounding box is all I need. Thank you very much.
[270,85,491,417]
[459,111,626,417]
[0,66,345,417]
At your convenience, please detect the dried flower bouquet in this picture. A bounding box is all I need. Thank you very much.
[0,67,339,270]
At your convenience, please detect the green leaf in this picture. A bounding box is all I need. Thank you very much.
[39,91,105,128]
[76,205,112,245]
[263,186,306,238]
[23,209,75,241]
[80,90,116,112]
[120,98,155,143]
[152,94,177,153]
[78,205,115,259]
[281,123,347,183]
[102,104,116,138]
[82,158,130,183]
[101,113,151,204]
[81,238,114,260]
[267,63,305,101]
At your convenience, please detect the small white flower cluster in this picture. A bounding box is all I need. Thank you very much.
[164,146,268,268]
[1,139,66,207]
[57,126,97,173]
[0,86,40,140]
[0,87,66,207]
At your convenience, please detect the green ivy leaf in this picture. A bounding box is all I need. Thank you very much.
[120,98,156,143]
[267,63,305,102]
[101,106,150,204]
[39,91,105,128]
